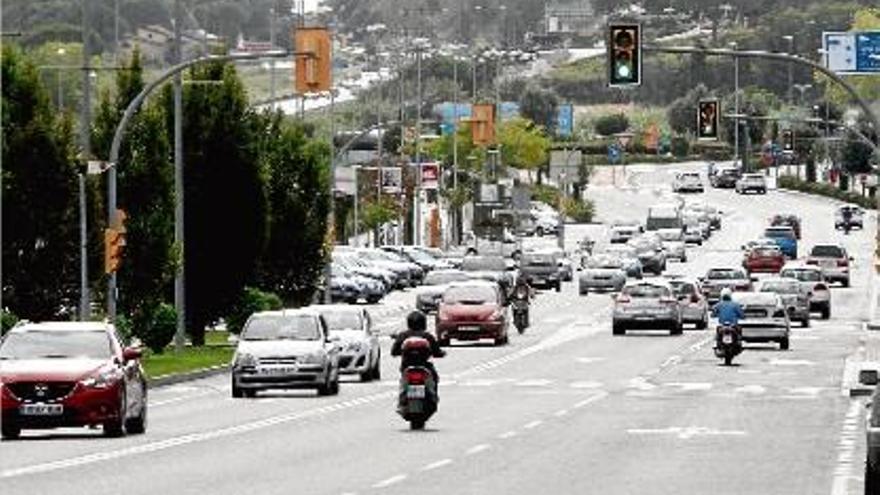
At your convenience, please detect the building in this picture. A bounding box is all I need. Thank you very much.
[544,0,597,35]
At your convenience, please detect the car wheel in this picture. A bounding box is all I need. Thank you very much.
[671,323,683,336]
[613,323,625,336]
[821,306,831,320]
[232,377,243,398]
[696,315,708,330]
[372,355,381,380]
[580,289,588,296]
[330,377,341,395]
[103,392,127,437]
[555,281,561,292]
[866,461,880,495]
[360,367,373,382]
[1,423,21,440]
[367,296,382,304]
[243,389,258,398]
[802,317,810,328]
[843,278,851,288]
[125,400,147,435]
[779,338,790,351]
[536,227,544,237]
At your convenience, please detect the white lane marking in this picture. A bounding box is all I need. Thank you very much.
[554,409,569,418]
[466,444,492,455]
[830,400,863,495]
[575,357,606,364]
[372,474,408,488]
[570,381,604,389]
[627,426,748,440]
[498,431,518,439]
[151,389,216,407]
[666,382,713,392]
[421,459,453,471]
[574,392,609,409]
[515,379,554,387]
[628,377,657,391]
[735,385,767,395]
[523,420,544,430]
[770,359,815,367]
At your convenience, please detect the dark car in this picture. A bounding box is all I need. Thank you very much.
[415,269,473,313]
[0,322,148,439]
[770,214,802,240]
[710,167,741,188]
[435,281,510,346]
[460,255,514,295]
[519,251,562,292]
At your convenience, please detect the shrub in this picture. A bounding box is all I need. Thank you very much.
[563,197,594,223]
[138,303,177,354]
[1,309,19,336]
[226,287,283,335]
[777,176,875,210]
[593,113,630,137]
[115,314,134,345]
[671,136,690,158]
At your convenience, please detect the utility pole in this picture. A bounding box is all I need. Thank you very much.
[80,0,91,320]
[783,35,794,104]
[324,90,336,304]
[415,46,423,245]
[172,0,186,350]
[452,55,459,246]
[269,6,276,111]
[114,0,120,64]
[79,173,88,320]
[731,41,740,162]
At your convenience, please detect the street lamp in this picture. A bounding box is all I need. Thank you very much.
[793,83,812,107]
[56,48,66,109]
[729,41,740,162]
[782,35,795,104]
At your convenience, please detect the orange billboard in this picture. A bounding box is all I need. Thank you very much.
[294,27,332,94]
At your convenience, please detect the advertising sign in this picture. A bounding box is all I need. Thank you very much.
[420,162,440,190]
[380,167,402,194]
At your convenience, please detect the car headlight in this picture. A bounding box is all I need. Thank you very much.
[302,351,326,364]
[234,352,257,368]
[80,366,124,389]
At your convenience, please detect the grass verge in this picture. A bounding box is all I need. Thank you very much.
[143,346,233,380]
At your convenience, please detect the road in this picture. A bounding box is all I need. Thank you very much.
[1,162,876,495]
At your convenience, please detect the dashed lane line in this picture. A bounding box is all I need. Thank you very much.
[421,459,453,472]
[372,474,408,489]
[465,444,492,455]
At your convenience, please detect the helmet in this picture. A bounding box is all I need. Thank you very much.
[406,310,427,332]
[720,288,733,301]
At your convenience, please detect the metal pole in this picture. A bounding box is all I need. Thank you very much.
[324,90,336,304]
[79,173,89,320]
[415,47,423,245]
[733,43,739,162]
[173,0,185,350]
[472,54,477,101]
[452,56,459,246]
[114,0,119,64]
[787,36,794,104]
[269,6,276,111]
[353,165,359,247]
[57,70,63,110]
[80,0,93,320]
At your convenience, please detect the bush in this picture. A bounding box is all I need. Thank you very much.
[593,113,630,137]
[137,303,178,354]
[1,309,19,336]
[115,314,134,345]
[226,287,283,335]
[671,136,690,158]
[777,176,875,210]
[563,197,594,223]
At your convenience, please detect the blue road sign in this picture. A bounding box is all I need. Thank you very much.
[557,104,574,137]
[824,31,880,75]
[856,32,880,73]
[608,144,622,164]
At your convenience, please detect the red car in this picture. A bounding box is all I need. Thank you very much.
[435,281,509,346]
[0,322,147,439]
[743,245,785,274]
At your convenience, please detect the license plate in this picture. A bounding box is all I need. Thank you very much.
[407,385,426,399]
[20,403,63,416]
[820,260,835,268]
[258,366,297,375]
[458,326,481,332]
[722,334,734,344]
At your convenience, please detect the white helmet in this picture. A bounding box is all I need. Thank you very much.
[720,288,733,301]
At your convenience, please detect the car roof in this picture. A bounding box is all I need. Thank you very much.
[623,279,673,289]
[734,292,780,305]
[765,225,794,232]
[313,305,366,315]
[759,277,800,285]
[446,280,499,289]
[252,308,321,319]
[10,321,115,334]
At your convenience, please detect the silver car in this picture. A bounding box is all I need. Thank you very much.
[756,278,811,327]
[601,245,644,279]
[732,292,791,350]
[612,280,683,336]
[628,234,667,275]
[316,306,381,382]
[780,263,831,320]
[656,228,687,262]
[579,254,628,295]
[668,277,709,329]
[232,309,341,397]
[609,224,641,244]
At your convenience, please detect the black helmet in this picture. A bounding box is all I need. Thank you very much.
[407,310,427,332]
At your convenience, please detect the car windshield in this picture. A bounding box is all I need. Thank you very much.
[0,330,113,360]
[443,285,497,304]
[706,269,746,280]
[404,249,435,263]
[612,227,636,235]
[751,247,780,257]
[522,253,557,266]
[605,246,636,258]
[781,269,821,282]
[760,281,801,294]
[622,284,671,298]
[460,256,506,272]
[764,228,794,239]
[320,311,363,332]
[243,315,321,341]
[811,245,844,258]
[424,271,470,285]
[734,292,779,307]
[588,255,622,269]
[669,281,696,295]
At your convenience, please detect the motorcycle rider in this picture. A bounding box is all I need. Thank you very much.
[391,311,445,385]
[713,288,744,345]
[842,206,853,234]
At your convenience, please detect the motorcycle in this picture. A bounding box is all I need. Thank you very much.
[512,297,529,334]
[843,218,852,235]
[714,324,742,366]
[397,337,440,430]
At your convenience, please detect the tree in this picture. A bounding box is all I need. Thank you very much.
[498,117,550,173]
[667,84,709,136]
[593,113,630,137]
[171,61,268,345]
[2,46,80,320]
[255,115,331,306]
[519,84,559,133]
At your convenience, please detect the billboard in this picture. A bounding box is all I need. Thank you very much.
[823,31,880,75]
[420,162,439,190]
[380,167,402,194]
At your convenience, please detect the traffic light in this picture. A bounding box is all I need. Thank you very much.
[294,27,332,94]
[697,99,720,141]
[608,24,641,87]
[104,209,127,274]
[781,129,795,152]
[471,103,496,145]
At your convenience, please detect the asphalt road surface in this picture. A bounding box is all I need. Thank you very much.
[2,162,876,495]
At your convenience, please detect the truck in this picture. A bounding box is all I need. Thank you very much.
[646,203,683,232]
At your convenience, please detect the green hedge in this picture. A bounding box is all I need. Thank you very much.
[777,176,876,210]
[529,184,594,223]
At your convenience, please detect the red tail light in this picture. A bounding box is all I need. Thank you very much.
[837,259,848,267]
[616,295,631,304]
[660,297,677,304]
[691,294,700,303]
[806,259,818,265]
[736,284,750,291]
[405,369,428,385]
[815,283,828,291]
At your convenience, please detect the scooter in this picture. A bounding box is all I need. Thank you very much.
[512,297,529,334]
[397,338,439,430]
[714,324,743,366]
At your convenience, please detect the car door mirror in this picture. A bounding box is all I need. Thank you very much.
[327,334,341,344]
[860,369,879,386]
[122,347,142,362]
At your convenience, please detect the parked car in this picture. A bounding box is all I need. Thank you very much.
[328,274,361,304]
[414,269,473,314]
[579,254,628,295]
[519,251,562,291]
[316,306,381,382]
[756,278,811,327]
[763,226,798,258]
[231,309,341,398]
[332,263,385,303]
[656,228,687,262]
[435,281,510,346]
[742,245,785,274]
[366,249,425,286]
[628,234,667,275]
[667,277,710,329]
[334,253,396,289]
[735,173,768,194]
[806,244,851,287]
[672,172,704,193]
[730,292,791,350]
[534,214,560,237]
[835,204,865,230]
[0,322,147,439]
[700,267,753,304]
[710,167,741,188]
[770,214,802,239]
[780,263,832,320]
[612,280,683,336]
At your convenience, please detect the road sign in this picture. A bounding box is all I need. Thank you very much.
[607,144,621,164]
[557,104,574,137]
[380,167,401,194]
[420,163,439,190]
[823,31,880,75]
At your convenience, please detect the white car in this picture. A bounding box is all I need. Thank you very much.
[735,173,767,194]
[672,172,704,193]
[732,292,791,350]
[316,306,381,381]
[779,263,831,320]
[806,244,852,287]
[232,309,341,398]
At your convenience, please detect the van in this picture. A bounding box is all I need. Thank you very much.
[646,203,683,231]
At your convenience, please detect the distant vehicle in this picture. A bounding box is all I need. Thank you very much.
[742,245,785,274]
[763,226,798,258]
[601,245,644,279]
[668,277,709,329]
[415,269,473,314]
[460,255,515,295]
[646,203,683,232]
[656,228,687,262]
[534,214,560,237]
[0,322,147,439]
[710,167,741,188]
[806,244,851,287]
[612,280,683,336]
[682,211,712,240]
[672,172,704,193]
[435,281,510,346]
[232,309,341,398]
[756,278,811,328]
[835,204,864,230]
[731,292,791,350]
[628,234,668,275]
[682,224,704,245]
[770,214,802,239]
[687,203,722,230]
[741,238,780,253]
[700,267,753,304]
[519,251,562,291]
[735,173,767,194]
[316,306,381,382]
[609,224,642,244]
[579,254,628,295]
[780,264,831,320]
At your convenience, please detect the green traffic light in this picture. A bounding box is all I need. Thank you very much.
[616,64,632,79]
